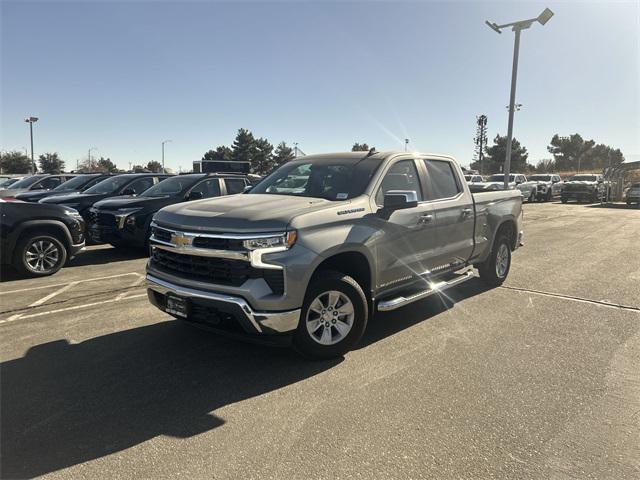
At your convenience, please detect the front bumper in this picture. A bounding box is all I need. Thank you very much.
[146,274,300,336]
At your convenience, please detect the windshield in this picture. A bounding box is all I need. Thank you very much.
[52,175,91,191]
[0,178,19,187]
[84,176,132,194]
[141,176,201,197]
[569,175,597,182]
[488,174,515,182]
[6,176,42,189]
[529,175,551,181]
[250,157,381,200]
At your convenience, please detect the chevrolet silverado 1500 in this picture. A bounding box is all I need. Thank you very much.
[146,151,524,358]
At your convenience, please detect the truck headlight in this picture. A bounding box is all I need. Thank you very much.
[243,231,297,250]
[115,208,143,229]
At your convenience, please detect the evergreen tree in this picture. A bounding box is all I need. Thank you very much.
[0,151,32,173]
[273,142,295,168]
[351,143,370,152]
[202,146,232,161]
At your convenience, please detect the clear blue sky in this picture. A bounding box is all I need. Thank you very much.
[1,0,638,172]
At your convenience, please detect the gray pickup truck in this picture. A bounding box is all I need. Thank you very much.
[146,151,523,358]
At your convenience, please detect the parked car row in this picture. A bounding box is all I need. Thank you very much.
[1,169,258,277]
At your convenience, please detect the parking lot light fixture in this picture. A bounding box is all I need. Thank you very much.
[162,140,172,173]
[24,116,39,174]
[485,8,554,190]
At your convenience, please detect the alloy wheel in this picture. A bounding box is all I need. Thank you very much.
[305,290,355,346]
[25,239,60,273]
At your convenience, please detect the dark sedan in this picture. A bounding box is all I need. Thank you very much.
[14,173,114,202]
[40,173,172,223]
[88,173,250,248]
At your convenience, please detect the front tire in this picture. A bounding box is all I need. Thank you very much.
[546,189,552,202]
[293,271,368,359]
[478,234,511,287]
[13,234,67,277]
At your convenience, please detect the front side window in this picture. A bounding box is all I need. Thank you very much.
[423,160,461,200]
[375,160,423,205]
[125,177,155,194]
[36,177,63,190]
[85,176,132,194]
[190,178,221,198]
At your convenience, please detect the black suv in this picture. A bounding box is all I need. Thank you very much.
[14,174,113,203]
[88,173,251,248]
[0,200,85,277]
[40,173,172,223]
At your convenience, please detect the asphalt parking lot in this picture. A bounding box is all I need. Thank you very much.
[1,201,639,479]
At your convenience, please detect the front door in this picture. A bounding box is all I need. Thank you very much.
[372,158,440,292]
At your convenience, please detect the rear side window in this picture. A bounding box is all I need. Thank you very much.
[423,160,461,200]
[37,177,64,189]
[224,178,246,194]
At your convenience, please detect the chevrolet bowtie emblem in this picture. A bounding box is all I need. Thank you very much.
[170,232,193,247]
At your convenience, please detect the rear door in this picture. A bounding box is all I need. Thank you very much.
[422,158,475,271]
[223,177,247,195]
[372,157,439,291]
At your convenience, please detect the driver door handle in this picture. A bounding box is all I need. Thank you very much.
[418,214,433,224]
[461,208,473,218]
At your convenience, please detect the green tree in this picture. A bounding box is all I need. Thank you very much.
[231,128,257,163]
[252,137,274,175]
[471,134,530,173]
[272,141,295,168]
[583,143,624,170]
[535,158,556,173]
[547,134,595,171]
[351,143,370,152]
[131,164,146,173]
[146,160,163,173]
[202,146,232,162]
[1,151,32,173]
[96,157,118,173]
[38,153,65,174]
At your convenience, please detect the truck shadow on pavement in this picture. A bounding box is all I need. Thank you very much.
[0,322,340,478]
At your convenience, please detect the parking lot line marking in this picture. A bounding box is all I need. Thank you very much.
[0,272,142,295]
[29,282,78,307]
[115,276,145,300]
[500,285,640,313]
[0,293,148,324]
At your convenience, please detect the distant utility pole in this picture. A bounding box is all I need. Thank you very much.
[485,7,554,189]
[88,147,97,171]
[474,115,488,174]
[293,142,299,158]
[24,116,38,174]
[404,138,410,151]
[161,139,172,173]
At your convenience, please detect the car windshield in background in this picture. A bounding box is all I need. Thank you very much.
[141,176,199,197]
[52,176,90,191]
[488,174,515,182]
[464,175,472,181]
[0,178,19,187]
[84,176,131,194]
[250,158,381,200]
[569,175,597,181]
[529,175,551,181]
[6,176,41,189]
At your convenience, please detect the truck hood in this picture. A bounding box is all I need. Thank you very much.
[153,194,336,233]
[94,195,172,211]
[15,189,82,202]
[0,188,30,197]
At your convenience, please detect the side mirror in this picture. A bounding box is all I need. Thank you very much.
[187,190,204,201]
[383,190,418,211]
[243,185,253,193]
[515,179,523,185]
[122,188,136,196]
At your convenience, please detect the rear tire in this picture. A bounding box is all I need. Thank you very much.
[13,234,67,277]
[478,234,511,287]
[561,197,568,204]
[546,190,552,202]
[293,271,368,359]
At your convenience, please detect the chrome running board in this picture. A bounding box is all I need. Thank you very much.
[377,269,475,312]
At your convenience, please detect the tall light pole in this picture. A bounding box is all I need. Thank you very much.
[161,139,172,173]
[24,117,38,174]
[87,147,97,171]
[486,7,554,189]
[404,138,410,151]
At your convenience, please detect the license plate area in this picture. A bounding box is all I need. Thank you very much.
[165,294,190,318]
